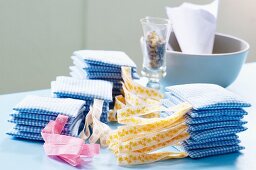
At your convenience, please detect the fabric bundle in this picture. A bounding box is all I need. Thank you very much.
[7,95,86,141]
[51,76,113,123]
[165,84,251,158]
[69,50,138,99]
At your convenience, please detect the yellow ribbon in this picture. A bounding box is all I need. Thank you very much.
[107,67,192,165]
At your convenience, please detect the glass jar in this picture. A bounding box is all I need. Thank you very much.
[140,17,170,89]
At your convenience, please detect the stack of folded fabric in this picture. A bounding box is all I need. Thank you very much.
[51,76,113,123]
[7,95,86,141]
[69,50,138,98]
[164,84,251,158]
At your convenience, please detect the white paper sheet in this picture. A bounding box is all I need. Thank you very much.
[166,0,219,54]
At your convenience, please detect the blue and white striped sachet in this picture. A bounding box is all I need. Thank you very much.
[73,50,136,68]
[189,126,247,141]
[72,55,137,73]
[8,117,48,127]
[186,134,239,145]
[10,112,57,121]
[7,131,43,141]
[13,95,85,117]
[188,109,248,118]
[188,120,247,132]
[69,66,139,80]
[183,138,241,150]
[187,145,244,158]
[166,84,251,110]
[185,114,244,125]
[51,76,113,102]
[14,124,71,134]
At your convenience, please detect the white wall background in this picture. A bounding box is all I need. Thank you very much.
[0,0,85,94]
[0,0,255,94]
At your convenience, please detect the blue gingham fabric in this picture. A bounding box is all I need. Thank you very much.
[188,120,247,132]
[183,138,241,150]
[8,117,49,127]
[8,115,83,140]
[188,109,248,118]
[69,66,139,80]
[51,76,113,102]
[72,50,136,68]
[70,55,138,74]
[187,145,244,158]
[185,134,239,145]
[52,95,109,123]
[13,95,85,117]
[84,66,123,73]
[189,126,247,141]
[14,124,71,134]
[185,114,244,124]
[10,112,57,121]
[7,131,43,141]
[70,50,138,102]
[51,76,112,123]
[7,95,87,141]
[165,84,251,110]
[164,84,251,159]
[8,117,77,128]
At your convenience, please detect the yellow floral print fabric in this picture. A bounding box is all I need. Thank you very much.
[107,67,192,165]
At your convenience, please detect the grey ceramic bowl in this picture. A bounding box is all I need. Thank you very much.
[163,33,250,87]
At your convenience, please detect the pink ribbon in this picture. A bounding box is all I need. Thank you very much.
[41,114,100,166]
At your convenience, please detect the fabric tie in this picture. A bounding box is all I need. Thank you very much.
[41,114,100,166]
[107,67,192,165]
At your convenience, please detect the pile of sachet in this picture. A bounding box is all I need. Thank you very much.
[7,96,86,140]
[69,50,139,99]
[165,84,251,158]
[7,76,114,141]
[51,76,113,123]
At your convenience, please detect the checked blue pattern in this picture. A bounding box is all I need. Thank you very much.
[14,124,71,134]
[84,66,123,73]
[183,139,241,150]
[13,95,85,117]
[189,126,247,141]
[73,50,136,68]
[7,131,43,141]
[10,112,57,121]
[164,84,250,159]
[188,120,247,132]
[188,109,248,118]
[186,135,239,145]
[54,92,112,104]
[187,145,244,158]
[16,124,73,135]
[69,66,139,82]
[9,117,75,128]
[83,66,138,74]
[51,76,113,102]
[9,118,50,127]
[185,114,244,124]
[165,84,251,110]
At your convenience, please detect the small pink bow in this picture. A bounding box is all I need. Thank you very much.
[41,114,100,166]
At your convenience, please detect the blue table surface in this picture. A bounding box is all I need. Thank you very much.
[0,63,255,170]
